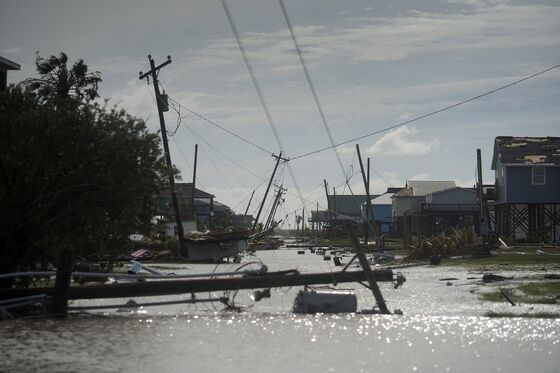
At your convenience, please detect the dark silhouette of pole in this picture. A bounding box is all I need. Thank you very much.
[139,55,186,257]
[347,226,390,314]
[477,149,492,233]
[192,144,198,230]
[356,144,374,244]
[52,247,74,317]
[243,190,255,228]
[324,179,332,236]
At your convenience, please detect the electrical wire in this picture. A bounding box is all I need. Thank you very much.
[166,96,274,156]
[290,64,560,161]
[279,0,350,189]
[221,0,307,214]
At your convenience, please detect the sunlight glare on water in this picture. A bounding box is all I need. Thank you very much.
[1,249,559,372]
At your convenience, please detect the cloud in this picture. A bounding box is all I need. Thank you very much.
[179,3,560,74]
[1,46,23,54]
[410,173,430,181]
[366,126,439,156]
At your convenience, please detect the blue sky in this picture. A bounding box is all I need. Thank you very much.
[2,0,559,224]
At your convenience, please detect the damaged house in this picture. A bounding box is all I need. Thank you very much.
[491,136,560,242]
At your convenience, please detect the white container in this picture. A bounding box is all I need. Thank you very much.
[292,289,357,314]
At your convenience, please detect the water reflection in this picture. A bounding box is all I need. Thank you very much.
[2,250,559,372]
[1,313,558,372]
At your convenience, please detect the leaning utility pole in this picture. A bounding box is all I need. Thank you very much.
[252,152,286,233]
[323,179,332,237]
[356,144,375,244]
[192,144,198,230]
[477,148,492,234]
[139,55,186,257]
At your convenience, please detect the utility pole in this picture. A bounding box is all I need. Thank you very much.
[323,179,331,237]
[477,149,492,234]
[333,186,337,240]
[356,144,375,244]
[139,55,186,257]
[243,190,255,228]
[252,152,286,233]
[316,201,319,237]
[192,144,198,230]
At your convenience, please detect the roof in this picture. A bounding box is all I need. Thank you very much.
[393,187,414,198]
[0,56,20,71]
[370,193,395,205]
[160,183,215,198]
[405,180,456,196]
[430,186,475,196]
[195,199,229,212]
[328,194,379,215]
[491,136,560,169]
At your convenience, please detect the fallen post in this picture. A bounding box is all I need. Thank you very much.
[0,269,395,301]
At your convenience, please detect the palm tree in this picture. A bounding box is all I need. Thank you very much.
[26,52,102,102]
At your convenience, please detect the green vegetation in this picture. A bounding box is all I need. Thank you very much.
[0,52,170,281]
[441,248,560,269]
[485,311,560,319]
[479,281,560,305]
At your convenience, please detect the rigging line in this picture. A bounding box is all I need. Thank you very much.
[291,63,560,161]
[181,123,246,204]
[221,0,307,212]
[166,96,274,156]
[279,0,350,187]
[166,96,268,182]
[169,136,197,181]
[284,171,361,216]
[182,119,256,191]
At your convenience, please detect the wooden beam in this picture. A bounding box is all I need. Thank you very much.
[0,269,395,301]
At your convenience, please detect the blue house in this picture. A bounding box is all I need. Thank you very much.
[491,136,560,242]
[363,187,402,234]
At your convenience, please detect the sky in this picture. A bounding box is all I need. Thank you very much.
[2,0,560,227]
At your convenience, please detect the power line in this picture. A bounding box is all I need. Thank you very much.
[291,64,560,160]
[221,0,307,213]
[167,96,273,155]
[279,0,349,186]
[220,0,285,155]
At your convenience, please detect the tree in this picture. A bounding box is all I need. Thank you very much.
[0,84,170,279]
[25,52,102,102]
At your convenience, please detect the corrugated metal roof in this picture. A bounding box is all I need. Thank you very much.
[492,136,560,169]
[430,186,475,196]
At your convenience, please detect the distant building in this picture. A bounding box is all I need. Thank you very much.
[155,183,216,236]
[362,187,403,234]
[417,187,480,237]
[392,180,456,238]
[491,136,560,242]
[327,194,379,227]
[0,56,20,90]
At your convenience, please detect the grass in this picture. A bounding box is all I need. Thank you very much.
[440,247,560,269]
[485,311,560,319]
[479,281,560,305]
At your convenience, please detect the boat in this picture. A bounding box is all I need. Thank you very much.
[185,230,249,262]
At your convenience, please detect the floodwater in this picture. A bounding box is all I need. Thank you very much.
[1,249,559,373]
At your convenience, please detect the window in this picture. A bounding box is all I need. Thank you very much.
[532,167,545,185]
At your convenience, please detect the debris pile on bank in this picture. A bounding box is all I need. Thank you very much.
[406,226,479,260]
